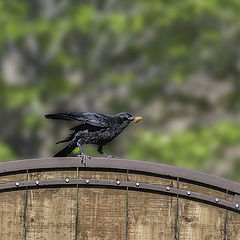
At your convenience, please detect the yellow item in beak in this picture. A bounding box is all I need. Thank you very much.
[134,116,142,123]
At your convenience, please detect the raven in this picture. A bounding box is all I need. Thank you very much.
[45,112,142,164]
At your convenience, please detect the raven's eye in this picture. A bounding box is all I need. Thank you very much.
[121,115,129,121]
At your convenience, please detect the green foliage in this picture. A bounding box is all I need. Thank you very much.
[0,142,15,162]
[128,121,240,175]
[3,87,39,109]
[1,0,240,181]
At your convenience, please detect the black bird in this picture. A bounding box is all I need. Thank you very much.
[45,112,142,164]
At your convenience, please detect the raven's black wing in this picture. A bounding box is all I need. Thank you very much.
[45,112,110,128]
[56,123,102,144]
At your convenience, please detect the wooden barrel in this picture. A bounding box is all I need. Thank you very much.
[0,157,240,239]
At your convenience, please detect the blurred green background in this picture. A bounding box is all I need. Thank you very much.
[1,0,240,181]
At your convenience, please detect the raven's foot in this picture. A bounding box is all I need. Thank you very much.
[99,151,115,158]
[106,154,119,159]
[77,154,91,166]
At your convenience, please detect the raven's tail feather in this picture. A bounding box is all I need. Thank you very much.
[54,142,76,157]
[45,113,73,121]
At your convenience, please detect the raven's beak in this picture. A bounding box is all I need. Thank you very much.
[133,116,142,123]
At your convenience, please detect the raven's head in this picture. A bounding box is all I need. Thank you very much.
[115,112,142,124]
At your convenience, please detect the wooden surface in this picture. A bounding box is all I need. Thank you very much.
[0,168,240,239]
[26,170,77,240]
[27,187,76,240]
[127,174,177,239]
[128,172,176,186]
[178,198,226,240]
[178,181,227,240]
[79,169,127,181]
[0,172,27,183]
[179,180,227,200]
[28,169,78,180]
[128,190,177,239]
[0,191,26,240]
[77,171,127,240]
[0,171,27,240]
[227,210,240,239]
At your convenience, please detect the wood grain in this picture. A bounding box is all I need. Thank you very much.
[0,172,27,184]
[178,198,226,240]
[77,171,127,240]
[227,210,240,239]
[26,170,77,240]
[26,187,76,240]
[1,168,240,239]
[128,190,177,239]
[128,172,177,187]
[79,170,127,181]
[227,193,235,202]
[179,181,226,200]
[128,174,177,240]
[28,169,77,180]
[0,191,26,239]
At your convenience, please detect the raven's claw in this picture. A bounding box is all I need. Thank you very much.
[107,155,119,159]
[77,154,91,166]
[107,155,113,158]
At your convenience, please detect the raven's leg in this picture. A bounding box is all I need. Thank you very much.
[77,141,90,165]
[97,145,114,158]
[77,142,85,155]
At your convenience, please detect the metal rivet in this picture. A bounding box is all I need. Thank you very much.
[35,180,39,185]
[65,178,70,183]
[136,182,140,187]
[85,179,89,184]
[116,180,120,185]
[166,186,170,191]
[235,203,239,209]
[187,191,191,196]
[215,198,219,203]
[16,182,20,187]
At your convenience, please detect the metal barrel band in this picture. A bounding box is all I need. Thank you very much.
[0,178,239,212]
[0,158,240,195]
